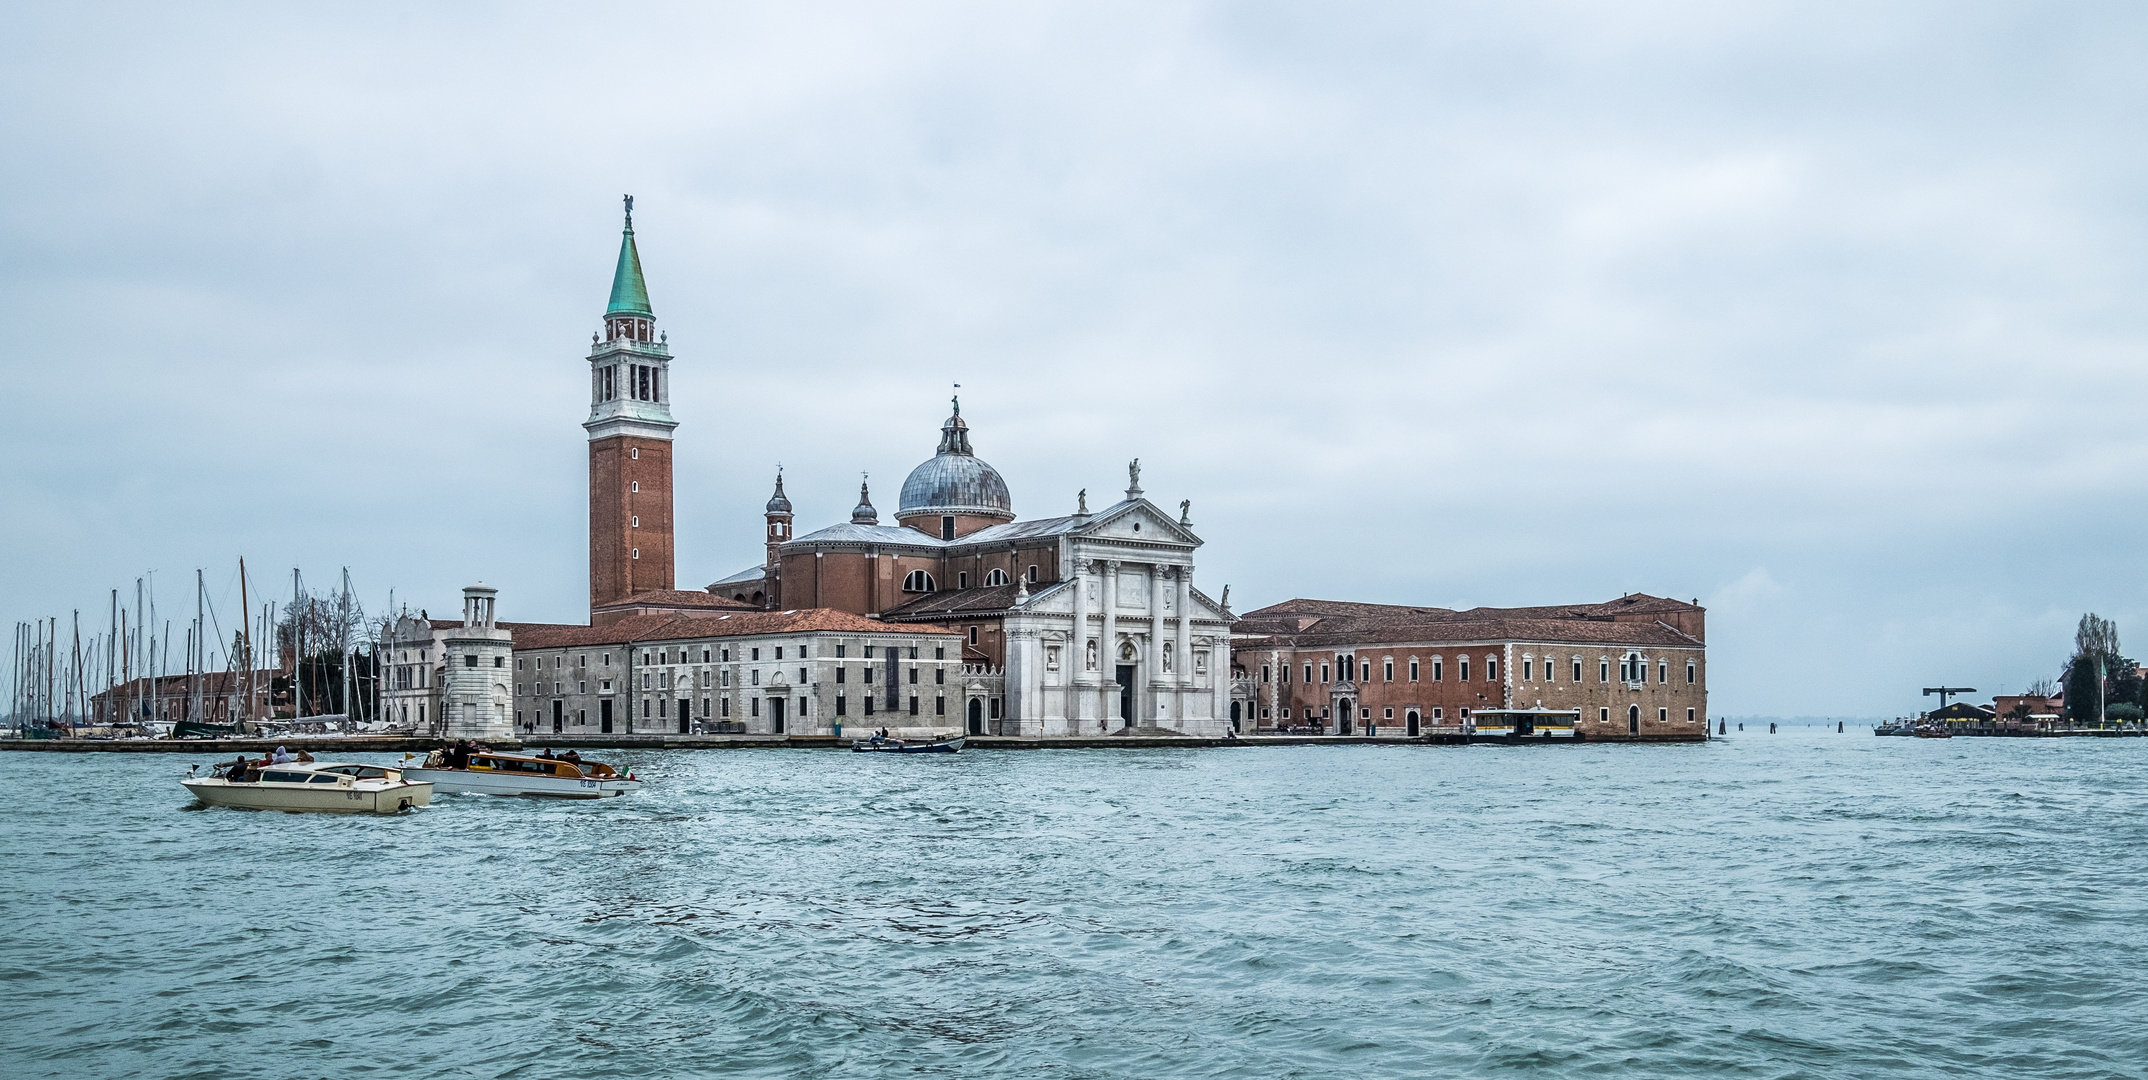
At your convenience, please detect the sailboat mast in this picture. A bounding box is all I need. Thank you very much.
[238,557,251,724]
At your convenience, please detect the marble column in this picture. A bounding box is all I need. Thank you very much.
[1175,564,1192,724]
[1146,563,1164,726]
[1102,560,1120,727]
[1071,559,1093,727]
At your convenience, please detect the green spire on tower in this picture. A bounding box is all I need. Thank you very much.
[606,194,653,318]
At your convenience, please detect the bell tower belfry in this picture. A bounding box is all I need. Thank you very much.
[585,195,678,614]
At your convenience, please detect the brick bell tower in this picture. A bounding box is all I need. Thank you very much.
[585,195,677,615]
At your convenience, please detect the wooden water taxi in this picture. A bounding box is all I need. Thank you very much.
[400,750,642,798]
[181,760,432,814]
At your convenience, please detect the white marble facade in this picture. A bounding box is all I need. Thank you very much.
[1000,497,1231,736]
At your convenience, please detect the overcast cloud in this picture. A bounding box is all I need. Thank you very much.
[3,1,2144,718]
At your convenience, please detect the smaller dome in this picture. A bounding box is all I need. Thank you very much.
[851,477,879,525]
[765,473,791,515]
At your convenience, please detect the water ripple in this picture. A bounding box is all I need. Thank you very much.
[3,732,2146,1078]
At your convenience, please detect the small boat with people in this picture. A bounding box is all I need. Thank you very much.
[850,728,965,754]
[399,742,642,798]
[181,749,433,814]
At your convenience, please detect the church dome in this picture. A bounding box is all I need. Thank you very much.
[896,400,1013,523]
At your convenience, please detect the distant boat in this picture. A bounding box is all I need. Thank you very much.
[1913,724,1953,739]
[182,760,432,814]
[851,734,964,754]
[401,750,642,799]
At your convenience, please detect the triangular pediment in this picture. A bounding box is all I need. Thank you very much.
[1081,499,1200,546]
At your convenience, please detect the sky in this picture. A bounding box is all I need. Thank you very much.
[3,1,2145,718]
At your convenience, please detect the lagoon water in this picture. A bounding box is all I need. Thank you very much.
[3,732,2145,1079]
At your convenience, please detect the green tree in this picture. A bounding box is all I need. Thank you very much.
[2066,613,2123,724]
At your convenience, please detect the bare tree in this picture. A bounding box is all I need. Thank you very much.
[2024,677,2059,698]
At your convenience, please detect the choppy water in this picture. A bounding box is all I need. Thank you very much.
[3,731,2145,1079]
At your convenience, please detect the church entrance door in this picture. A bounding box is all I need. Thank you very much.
[1116,665,1135,724]
[1338,699,1353,735]
[968,698,983,735]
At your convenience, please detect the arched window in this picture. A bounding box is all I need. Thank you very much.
[1027,564,1038,583]
[903,570,936,593]
[1628,704,1641,735]
[985,568,1008,586]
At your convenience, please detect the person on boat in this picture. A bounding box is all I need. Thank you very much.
[293,749,314,763]
[270,745,294,763]
[225,755,250,781]
[562,750,582,765]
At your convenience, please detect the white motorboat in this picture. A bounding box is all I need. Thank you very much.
[182,760,433,814]
[400,749,642,799]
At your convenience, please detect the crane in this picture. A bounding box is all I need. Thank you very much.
[1922,686,1976,710]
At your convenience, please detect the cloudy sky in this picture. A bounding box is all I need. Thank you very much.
[3,2,2144,717]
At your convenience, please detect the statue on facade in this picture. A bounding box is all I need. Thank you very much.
[1127,458,1142,497]
[1179,499,1191,526]
[1077,488,1088,514]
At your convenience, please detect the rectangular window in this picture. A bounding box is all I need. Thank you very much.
[959,572,969,589]
[865,645,875,658]
[751,698,759,717]
[751,648,760,661]
[1432,707,1443,720]
[968,626,979,646]
[934,646,945,660]
[909,696,920,716]
[1384,660,1394,682]
[1659,707,1669,724]
[836,667,846,684]
[1687,707,1695,724]
[722,698,731,717]
[1304,663,1312,683]
[1432,660,1442,682]
[751,670,760,685]
[721,648,730,662]
[702,648,711,662]
[935,668,945,685]
[1687,662,1696,684]
[1321,663,1330,683]
[1487,659,1498,681]
[798,667,807,683]
[909,668,918,684]
[1523,658,1532,681]
[837,644,847,658]
[942,516,956,540]
[776,646,784,660]
[464,654,477,668]
[1261,665,1271,683]
[1281,708,1291,719]
[935,695,946,715]
[1600,707,1609,724]
[1408,659,1419,682]
[836,696,847,717]
[1460,659,1470,681]
[1574,660,1582,682]
[1660,661,1669,684]
[864,696,875,715]
[1601,661,1610,683]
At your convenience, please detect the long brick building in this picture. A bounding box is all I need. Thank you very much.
[1228,594,1708,741]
